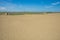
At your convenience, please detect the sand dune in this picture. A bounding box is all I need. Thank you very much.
[0,13,60,40]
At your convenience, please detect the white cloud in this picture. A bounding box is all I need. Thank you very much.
[0,1,22,12]
[0,7,6,10]
[45,6,53,8]
[52,2,60,5]
[45,2,60,8]
[0,1,23,12]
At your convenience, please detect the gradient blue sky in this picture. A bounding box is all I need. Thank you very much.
[0,0,60,12]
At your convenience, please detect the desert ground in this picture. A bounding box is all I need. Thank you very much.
[0,13,60,40]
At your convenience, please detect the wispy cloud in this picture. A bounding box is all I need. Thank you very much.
[0,1,23,12]
[45,2,60,8]
[52,2,60,5]
[0,7,6,10]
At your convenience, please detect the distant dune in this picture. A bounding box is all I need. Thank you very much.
[0,13,60,40]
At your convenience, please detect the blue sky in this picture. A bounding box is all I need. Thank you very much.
[0,0,60,12]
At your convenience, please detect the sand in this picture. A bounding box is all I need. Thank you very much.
[0,13,60,40]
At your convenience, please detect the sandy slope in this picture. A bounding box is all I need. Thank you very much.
[0,13,60,40]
